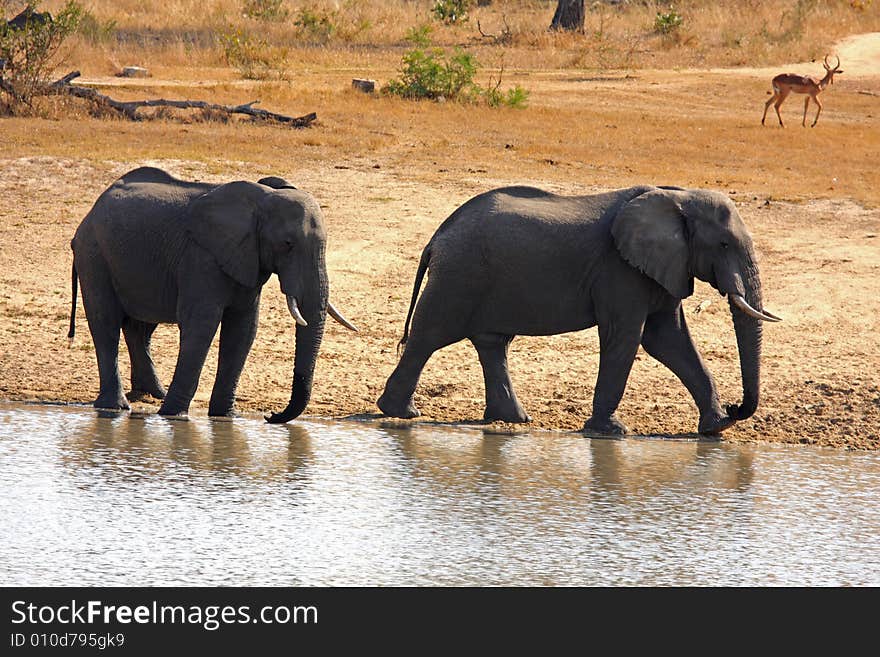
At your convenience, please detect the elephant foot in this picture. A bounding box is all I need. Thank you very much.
[94,393,130,411]
[159,412,190,422]
[377,392,420,419]
[699,411,737,436]
[127,387,166,403]
[158,401,190,418]
[583,415,629,438]
[208,404,239,418]
[484,405,531,424]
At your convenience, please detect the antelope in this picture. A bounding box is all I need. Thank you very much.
[761,55,843,127]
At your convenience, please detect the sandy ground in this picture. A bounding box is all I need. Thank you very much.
[0,35,878,450]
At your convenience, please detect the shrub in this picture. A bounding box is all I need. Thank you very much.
[0,1,83,110]
[294,5,337,42]
[484,82,529,109]
[384,46,478,101]
[384,37,528,108]
[653,7,684,35]
[432,0,471,25]
[218,27,287,80]
[405,24,433,48]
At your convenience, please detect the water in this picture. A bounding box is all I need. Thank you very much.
[1,402,878,586]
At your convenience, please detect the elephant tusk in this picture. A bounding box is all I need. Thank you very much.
[328,301,358,332]
[286,296,308,327]
[729,294,782,322]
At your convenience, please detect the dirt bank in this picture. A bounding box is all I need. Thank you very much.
[0,153,877,450]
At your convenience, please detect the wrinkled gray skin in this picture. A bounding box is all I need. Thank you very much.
[378,185,777,436]
[70,166,329,423]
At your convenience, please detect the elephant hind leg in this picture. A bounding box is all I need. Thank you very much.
[378,277,474,419]
[377,339,432,419]
[122,318,166,401]
[78,269,128,410]
[470,333,530,423]
[377,322,467,419]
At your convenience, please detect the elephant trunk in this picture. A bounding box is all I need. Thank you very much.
[727,267,764,422]
[266,272,328,424]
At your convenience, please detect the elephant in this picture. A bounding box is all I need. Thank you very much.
[69,166,357,422]
[377,185,781,436]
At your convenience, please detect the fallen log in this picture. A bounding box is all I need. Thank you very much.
[41,71,317,127]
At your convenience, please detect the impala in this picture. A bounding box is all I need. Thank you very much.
[761,55,844,127]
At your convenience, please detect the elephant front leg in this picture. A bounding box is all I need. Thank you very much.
[583,318,645,436]
[471,333,530,423]
[158,310,223,417]
[208,304,259,417]
[641,306,734,435]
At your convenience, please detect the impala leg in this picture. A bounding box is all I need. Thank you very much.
[774,89,789,127]
[802,96,810,126]
[761,93,777,125]
[811,95,823,127]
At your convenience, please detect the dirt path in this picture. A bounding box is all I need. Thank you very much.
[710,31,880,78]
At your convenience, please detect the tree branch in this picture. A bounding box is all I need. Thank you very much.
[35,71,317,127]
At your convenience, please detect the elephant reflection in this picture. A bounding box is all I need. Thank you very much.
[382,425,754,502]
[60,414,313,482]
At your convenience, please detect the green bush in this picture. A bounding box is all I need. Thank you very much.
[218,27,287,80]
[484,83,529,109]
[384,46,477,101]
[431,0,471,25]
[384,39,528,108]
[294,5,337,41]
[0,1,84,111]
[653,7,684,35]
[405,24,433,47]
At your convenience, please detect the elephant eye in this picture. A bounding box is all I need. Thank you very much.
[285,240,295,251]
[720,241,729,249]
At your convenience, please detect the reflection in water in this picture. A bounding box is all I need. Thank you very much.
[0,402,878,586]
[385,424,753,500]
[60,413,313,483]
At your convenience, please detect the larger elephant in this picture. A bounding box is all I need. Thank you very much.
[377,185,780,435]
[69,166,356,422]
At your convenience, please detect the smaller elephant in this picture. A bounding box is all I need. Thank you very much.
[69,167,357,422]
[378,184,781,436]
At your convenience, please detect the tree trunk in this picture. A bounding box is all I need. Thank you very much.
[550,0,585,32]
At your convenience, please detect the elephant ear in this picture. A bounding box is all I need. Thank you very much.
[257,176,297,190]
[186,181,265,288]
[611,188,693,299]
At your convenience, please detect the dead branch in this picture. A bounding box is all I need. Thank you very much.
[476,16,513,45]
[33,71,317,127]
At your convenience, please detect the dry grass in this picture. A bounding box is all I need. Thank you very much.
[1,66,878,205]
[2,2,878,206]
[15,0,880,76]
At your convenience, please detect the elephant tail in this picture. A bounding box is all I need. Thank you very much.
[398,245,431,354]
[67,262,77,346]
